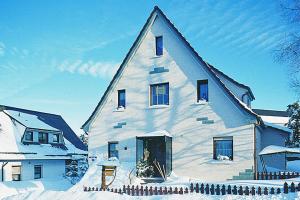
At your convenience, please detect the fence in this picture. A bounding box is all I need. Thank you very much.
[256,172,300,180]
[83,182,300,196]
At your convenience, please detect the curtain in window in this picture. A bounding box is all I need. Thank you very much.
[151,83,169,105]
[199,82,208,101]
[215,140,233,159]
[109,143,119,158]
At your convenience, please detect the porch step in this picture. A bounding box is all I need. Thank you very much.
[231,168,254,180]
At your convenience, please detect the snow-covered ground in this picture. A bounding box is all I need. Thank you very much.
[2,160,300,200]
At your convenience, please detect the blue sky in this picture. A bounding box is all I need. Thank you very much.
[0,0,297,135]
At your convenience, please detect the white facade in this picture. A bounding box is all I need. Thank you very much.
[84,7,290,181]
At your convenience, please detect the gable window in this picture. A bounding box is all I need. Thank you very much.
[213,137,233,161]
[38,132,48,144]
[25,131,33,141]
[118,90,126,108]
[34,165,42,179]
[53,133,59,143]
[12,166,21,181]
[197,80,208,102]
[155,36,163,56]
[150,83,169,106]
[108,142,119,159]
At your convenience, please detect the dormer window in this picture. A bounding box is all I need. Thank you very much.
[155,36,163,56]
[53,133,59,143]
[25,131,33,141]
[38,132,48,144]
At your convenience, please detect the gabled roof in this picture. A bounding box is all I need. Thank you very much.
[82,6,261,131]
[1,105,87,151]
[208,63,255,100]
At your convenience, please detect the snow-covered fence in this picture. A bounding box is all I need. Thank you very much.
[83,182,300,196]
[256,171,300,180]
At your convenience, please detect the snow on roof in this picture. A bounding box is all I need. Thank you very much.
[259,145,300,156]
[261,116,289,126]
[139,130,172,137]
[264,122,292,133]
[5,110,59,131]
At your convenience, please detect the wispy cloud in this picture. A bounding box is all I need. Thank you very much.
[0,42,5,56]
[58,60,119,78]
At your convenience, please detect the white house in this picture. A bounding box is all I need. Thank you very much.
[82,6,291,181]
[0,105,87,182]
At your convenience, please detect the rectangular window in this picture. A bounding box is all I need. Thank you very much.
[38,132,48,144]
[155,36,163,56]
[12,166,21,181]
[53,134,59,143]
[34,165,42,179]
[150,83,169,106]
[118,90,126,108]
[213,137,233,160]
[197,80,208,102]
[108,142,119,159]
[25,131,33,141]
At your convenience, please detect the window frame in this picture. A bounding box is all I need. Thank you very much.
[25,131,33,141]
[108,141,119,159]
[117,89,126,108]
[38,132,48,144]
[155,36,163,56]
[34,165,42,179]
[150,82,169,106]
[213,136,233,161]
[197,79,209,102]
[12,165,21,181]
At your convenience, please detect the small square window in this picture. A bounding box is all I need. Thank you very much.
[155,36,163,56]
[150,83,169,106]
[25,131,33,141]
[213,137,233,160]
[12,166,21,181]
[34,165,42,179]
[118,90,126,108]
[38,132,48,144]
[108,142,119,159]
[197,80,208,102]
[53,134,59,143]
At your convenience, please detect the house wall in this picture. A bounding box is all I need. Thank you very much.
[1,159,65,181]
[256,126,289,171]
[88,14,257,181]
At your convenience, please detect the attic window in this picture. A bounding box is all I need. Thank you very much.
[197,80,208,102]
[155,36,163,56]
[53,133,59,143]
[38,132,48,144]
[25,131,33,141]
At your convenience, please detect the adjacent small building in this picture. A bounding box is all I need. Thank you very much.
[82,6,292,181]
[0,105,87,181]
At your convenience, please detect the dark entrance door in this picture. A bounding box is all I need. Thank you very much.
[136,136,172,178]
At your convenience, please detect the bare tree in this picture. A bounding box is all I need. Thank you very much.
[276,0,300,94]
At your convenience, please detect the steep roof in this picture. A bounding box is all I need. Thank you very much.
[1,105,87,151]
[82,6,261,131]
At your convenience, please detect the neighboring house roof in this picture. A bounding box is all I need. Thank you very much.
[253,108,289,127]
[81,6,261,131]
[208,63,255,100]
[1,105,87,151]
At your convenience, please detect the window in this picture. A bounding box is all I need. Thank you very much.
[12,166,21,181]
[155,36,163,56]
[34,165,42,179]
[213,137,233,160]
[53,134,59,143]
[150,83,169,106]
[118,90,126,108]
[108,142,119,159]
[197,80,208,102]
[25,131,33,141]
[38,132,48,144]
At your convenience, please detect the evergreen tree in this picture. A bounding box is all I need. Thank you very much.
[136,159,154,178]
[286,102,300,147]
[79,133,88,147]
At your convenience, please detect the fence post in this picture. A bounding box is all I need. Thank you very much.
[154,186,158,195]
[200,183,204,194]
[141,186,144,196]
[227,185,232,195]
[221,185,226,195]
[136,186,139,196]
[251,186,255,195]
[195,183,199,193]
[298,183,300,191]
[169,187,172,194]
[164,187,168,195]
[216,184,220,195]
[205,184,209,194]
[149,186,153,196]
[270,187,275,194]
[145,186,148,196]
[287,172,290,179]
[159,187,163,195]
[244,186,249,195]
[131,185,135,196]
[238,186,243,195]
[179,187,183,195]
[190,183,194,193]
[257,187,261,195]
[185,187,189,194]
[291,182,295,192]
[283,182,288,194]
[232,185,237,195]
[84,186,87,192]
[277,188,281,194]
[175,187,178,194]
[118,188,122,194]
[263,187,268,195]
[269,172,273,180]
[210,184,215,195]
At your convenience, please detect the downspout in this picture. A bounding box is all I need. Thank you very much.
[2,162,8,182]
[254,125,257,180]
